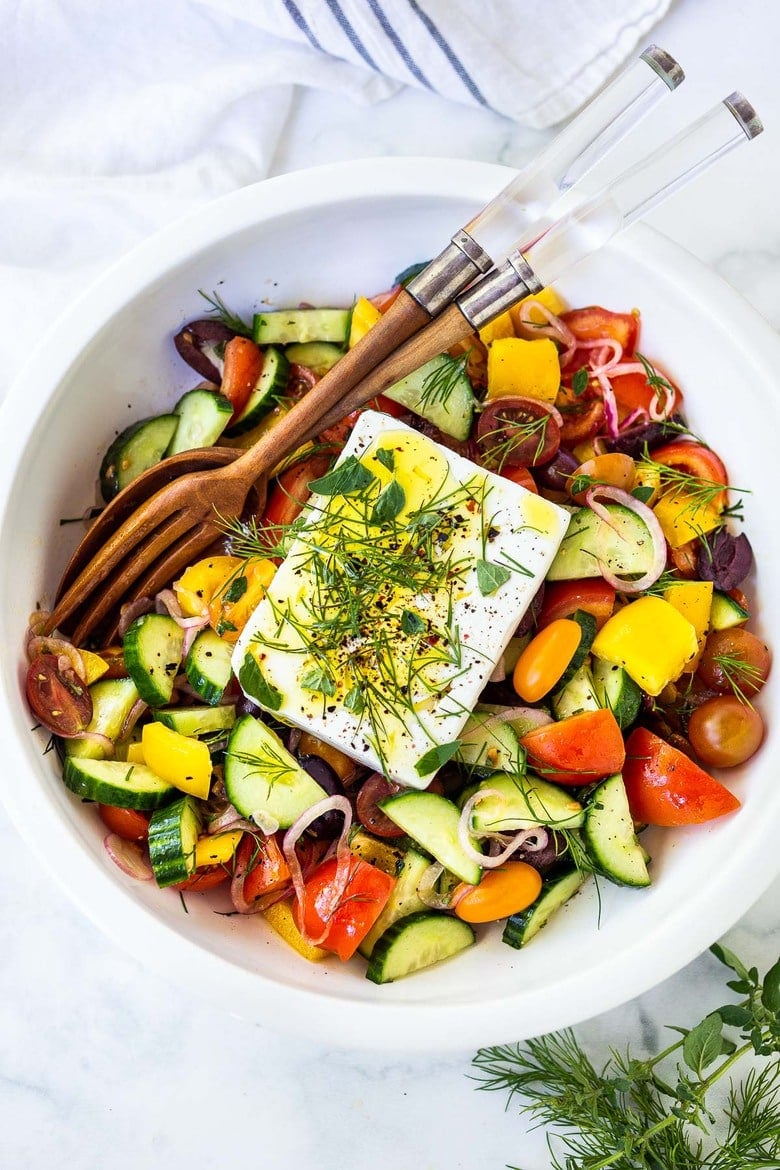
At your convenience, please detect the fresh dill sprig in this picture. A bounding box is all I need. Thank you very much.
[198,288,253,338]
[479,415,551,472]
[472,944,780,1170]
[635,351,677,414]
[711,651,765,708]
[418,352,470,411]
[638,450,748,517]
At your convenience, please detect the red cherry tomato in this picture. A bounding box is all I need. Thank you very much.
[239,834,291,903]
[477,397,561,469]
[98,804,150,842]
[623,727,741,825]
[356,773,405,838]
[260,452,334,548]
[650,441,729,509]
[499,465,538,493]
[26,654,92,737]
[610,367,683,417]
[298,854,395,961]
[561,306,639,353]
[538,579,616,631]
[220,336,265,419]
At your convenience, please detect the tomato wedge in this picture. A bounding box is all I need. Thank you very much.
[562,306,639,354]
[610,368,683,417]
[220,336,264,419]
[298,854,394,960]
[98,804,150,842]
[499,465,538,493]
[519,708,626,785]
[622,727,741,826]
[239,834,291,902]
[261,452,333,547]
[649,441,729,509]
[174,865,231,892]
[477,396,561,468]
[538,579,616,630]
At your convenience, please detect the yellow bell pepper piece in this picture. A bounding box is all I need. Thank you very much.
[632,463,662,507]
[349,296,382,348]
[125,741,146,764]
[509,285,567,332]
[591,595,699,696]
[263,900,328,962]
[486,337,561,403]
[174,555,277,641]
[194,829,243,869]
[478,309,515,346]
[141,722,212,800]
[652,491,722,549]
[175,555,243,617]
[663,580,713,671]
[81,650,110,685]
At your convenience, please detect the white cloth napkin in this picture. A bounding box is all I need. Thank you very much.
[0,0,670,391]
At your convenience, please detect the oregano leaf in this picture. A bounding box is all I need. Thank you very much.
[683,1012,724,1075]
[415,740,461,776]
[476,559,512,596]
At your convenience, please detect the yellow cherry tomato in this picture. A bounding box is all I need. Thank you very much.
[569,452,636,503]
[454,862,543,924]
[512,619,583,702]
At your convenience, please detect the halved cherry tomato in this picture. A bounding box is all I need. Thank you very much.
[538,579,616,630]
[220,336,264,419]
[555,386,605,446]
[98,804,150,842]
[610,367,683,418]
[453,862,543,923]
[499,465,538,493]
[239,834,291,903]
[317,394,408,446]
[477,397,560,468]
[561,306,639,354]
[669,539,699,578]
[512,619,583,702]
[520,708,626,785]
[569,453,636,503]
[356,773,405,838]
[298,854,394,961]
[174,865,231,892]
[261,452,333,547]
[697,628,771,698]
[622,726,741,825]
[650,441,729,509]
[25,654,93,737]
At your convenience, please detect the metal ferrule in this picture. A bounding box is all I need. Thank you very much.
[457,253,543,330]
[640,45,685,91]
[724,91,764,140]
[406,229,493,315]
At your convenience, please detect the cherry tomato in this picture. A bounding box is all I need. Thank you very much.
[520,709,626,785]
[609,366,683,418]
[298,854,395,961]
[623,727,740,825]
[477,397,561,468]
[174,865,231,892]
[98,804,150,842]
[238,834,291,903]
[669,539,699,578]
[538,579,616,631]
[356,773,405,838]
[650,441,729,509]
[688,695,764,768]
[512,619,583,702]
[499,465,538,493]
[561,306,639,353]
[453,862,543,924]
[555,388,605,446]
[220,336,265,419]
[26,654,93,737]
[569,452,636,503]
[697,628,771,698]
[261,452,333,547]
[93,645,130,679]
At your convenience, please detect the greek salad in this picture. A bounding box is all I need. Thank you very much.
[24,270,771,984]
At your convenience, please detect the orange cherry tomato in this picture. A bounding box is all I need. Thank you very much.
[453,862,543,923]
[520,709,626,785]
[298,855,394,961]
[98,804,150,842]
[622,727,740,825]
[569,453,636,503]
[687,696,764,768]
[220,336,265,419]
[538,579,616,631]
[512,619,583,702]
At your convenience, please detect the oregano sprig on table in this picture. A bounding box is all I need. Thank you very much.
[472,945,780,1169]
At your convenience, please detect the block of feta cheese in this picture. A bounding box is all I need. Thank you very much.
[233,411,570,789]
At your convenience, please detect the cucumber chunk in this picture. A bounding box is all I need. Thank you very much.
[63,756,174,810]
[224,715,327,827]
[166,388,233,455]
[379,791,482,886]
[552,662,599,721]
[185,628,234,705]
[556,610,597,689]
[710,589,749,630]
[123,614,184,707]
[153,704,236,737]
[468,772,585,833]
[253,308,349,347]
[591,658,641,730]
[455,709,523,776]
[502,869,586,949]
[383,353,475,440]
[358,847,431,958]
[547,504,656,582]
[227,346,290,436]
[148,795,202,887]
[583,773,650,888]
[366,911,475,984]
[284,341,342,374]
[65,676,141,760]
[99,414,179,502]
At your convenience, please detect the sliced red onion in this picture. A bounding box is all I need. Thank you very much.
[457,791,553,870]
[584,484,667,593]
[488,657,506,684]
[27,609,52,638]
[27,634,85,680]
[579,337,624,375]
[282,795,353,947]
[648,382,676,422]
[598,376,620,439]
[417,862,452,910]
[251,809,281,836]
[208,803,254,834]
[118,597,154,637]
[71,730,116,756]
[482,706,554,737]
[104,834,153,881]
[119,698,148,741]
[619,407,648,431]
[514,300,576,358]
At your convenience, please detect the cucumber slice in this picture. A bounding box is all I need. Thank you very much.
[166,389,233,455]
[358,848,431,958]
[547,504,656,582]
[65,676,141,760]
[123,614,184,707]
[468,772,585,833]
[227,347,290,436]
[502,869,586,949]
[383,353,475,441]
[148,795,202,886]
[284,341,342,374]
[253,308,349,346]
[224,715,327,827]
[455,709,523,776]
[153,704,236,737]
[556,610,597,689]
[710,588,749,630]
[583,773,650,888]
[591,658,641,730]
[552,662,600,720]
[99,414,179,502]
[184,628,234,705]
[366,911,475,984]
[379,791,483,886]
[63,756,174,809]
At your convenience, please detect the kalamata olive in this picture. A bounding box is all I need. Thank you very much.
[299,755,346,839]
[605,413,687,458]
[533,448,579,492]
[356,772,405,838]
[515,583,545,637]
[696,529,754,591]
[235,694,263,719]
[173,318,235,383]
[516,829,567,875]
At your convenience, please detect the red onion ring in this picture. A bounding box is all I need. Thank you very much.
[417,862,451,910]
[27,610,52,638]
[118,597,154,637]
[27,634,85,680]
[514,300,576,357]
[119,698,147,741]
[71,730,116,756]
[481,707,554,735]
[104,834,153,881]
[282,795,353,947]
[457,791,552,869]
[583,484,667,593]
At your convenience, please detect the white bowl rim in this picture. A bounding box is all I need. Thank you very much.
[1,156,779,1051]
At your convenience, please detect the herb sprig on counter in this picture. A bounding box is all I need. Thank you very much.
[472,945,780,1169]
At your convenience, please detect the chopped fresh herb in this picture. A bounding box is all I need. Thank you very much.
[371,479,406,525]
[572,367,589,397]
[401,609,426,635]
[344,685,364,715]
[308,456,376,497]
[375,448,395,472]
[215,619,238,636]
[198,288,253,338]
[632,484,656,504]
[415,740,462,776]
[238,654,282,711]
[476,559,512,596]
[301,666,336,696]
[418,352,470,411]
[222,575,248,604]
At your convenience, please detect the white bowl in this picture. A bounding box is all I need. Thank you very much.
[1,158,778,1052]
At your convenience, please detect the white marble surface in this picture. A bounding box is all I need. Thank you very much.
[2,2,779,1167]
